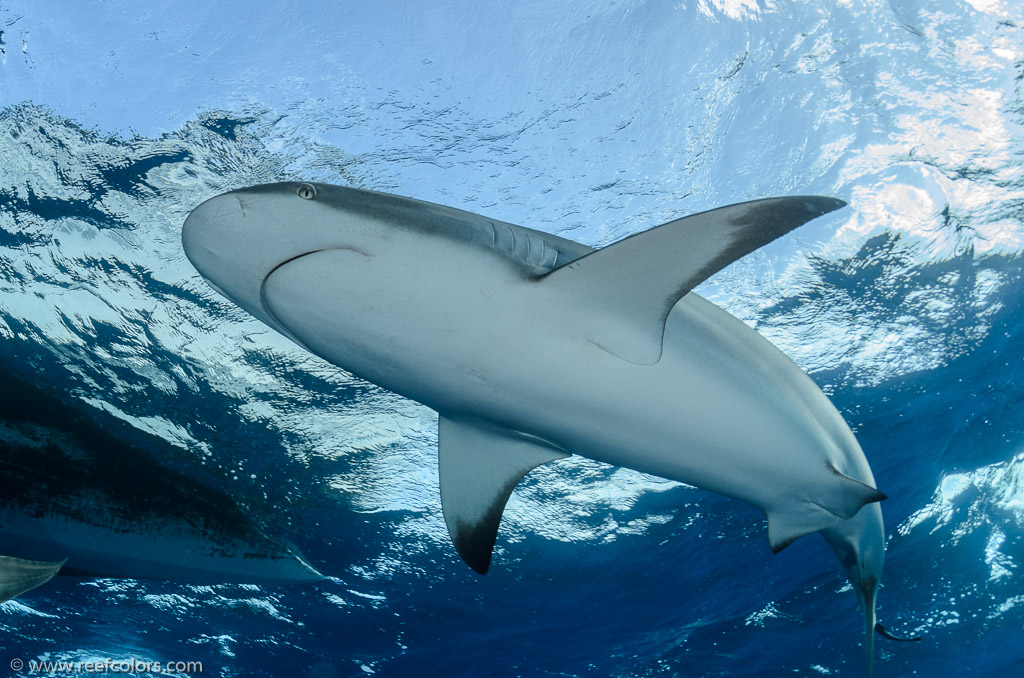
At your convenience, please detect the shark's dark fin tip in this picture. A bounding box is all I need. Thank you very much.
[438,415,569,575]
[875,622,922,642]
[765,505,840,553]
[827,463,887,516]
[769,534,799,554]
[453,510,500,575]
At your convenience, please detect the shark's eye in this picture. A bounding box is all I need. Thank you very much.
[297,183,317,200]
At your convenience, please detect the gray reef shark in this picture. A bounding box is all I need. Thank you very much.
[182,182,917,675]
[0,367,322,602]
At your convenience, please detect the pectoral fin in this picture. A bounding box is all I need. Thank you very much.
[438,415,569,574]
[0,555,66,603]
[540,197,846,364]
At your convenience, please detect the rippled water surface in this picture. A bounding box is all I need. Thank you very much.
[1,1,1023,676]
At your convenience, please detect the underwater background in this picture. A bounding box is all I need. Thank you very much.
[1,0,1023,676]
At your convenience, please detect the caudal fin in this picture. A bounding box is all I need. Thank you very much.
[875,623,922,642]
[864,586,877,678]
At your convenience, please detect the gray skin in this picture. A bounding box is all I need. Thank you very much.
[182,182,889,674]
[0,555,65,603]
[823,504,886,678]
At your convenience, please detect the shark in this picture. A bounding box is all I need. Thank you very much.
[0,367,322,603]
[182,182,915,674]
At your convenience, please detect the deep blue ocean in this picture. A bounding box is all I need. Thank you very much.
[1,1,1023,676]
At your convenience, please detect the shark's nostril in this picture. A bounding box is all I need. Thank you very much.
[235,196,246,218]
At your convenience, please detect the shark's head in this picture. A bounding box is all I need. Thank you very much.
[182,182,386,336]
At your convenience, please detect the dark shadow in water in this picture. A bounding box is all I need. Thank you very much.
[0,366,317,583]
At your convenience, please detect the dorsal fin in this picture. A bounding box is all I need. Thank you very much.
[539,197,846,365]
[438,415,568,574]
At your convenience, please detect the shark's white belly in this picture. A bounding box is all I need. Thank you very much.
[261,235,869,517]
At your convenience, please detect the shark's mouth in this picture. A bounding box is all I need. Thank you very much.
[258,247,373,348]
[258,249,328,329]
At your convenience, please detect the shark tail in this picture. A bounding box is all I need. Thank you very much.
[875,622,922,642]
[863,583,877,678]
[860,579,924,676]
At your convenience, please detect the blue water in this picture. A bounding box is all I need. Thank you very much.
[2,1,1023,676]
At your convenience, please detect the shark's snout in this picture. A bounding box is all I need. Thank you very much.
[182,193,245,267]
[182,189,318,341]
[182,191,270,320]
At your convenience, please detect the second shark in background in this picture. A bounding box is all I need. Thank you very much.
[0,367,322,602]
